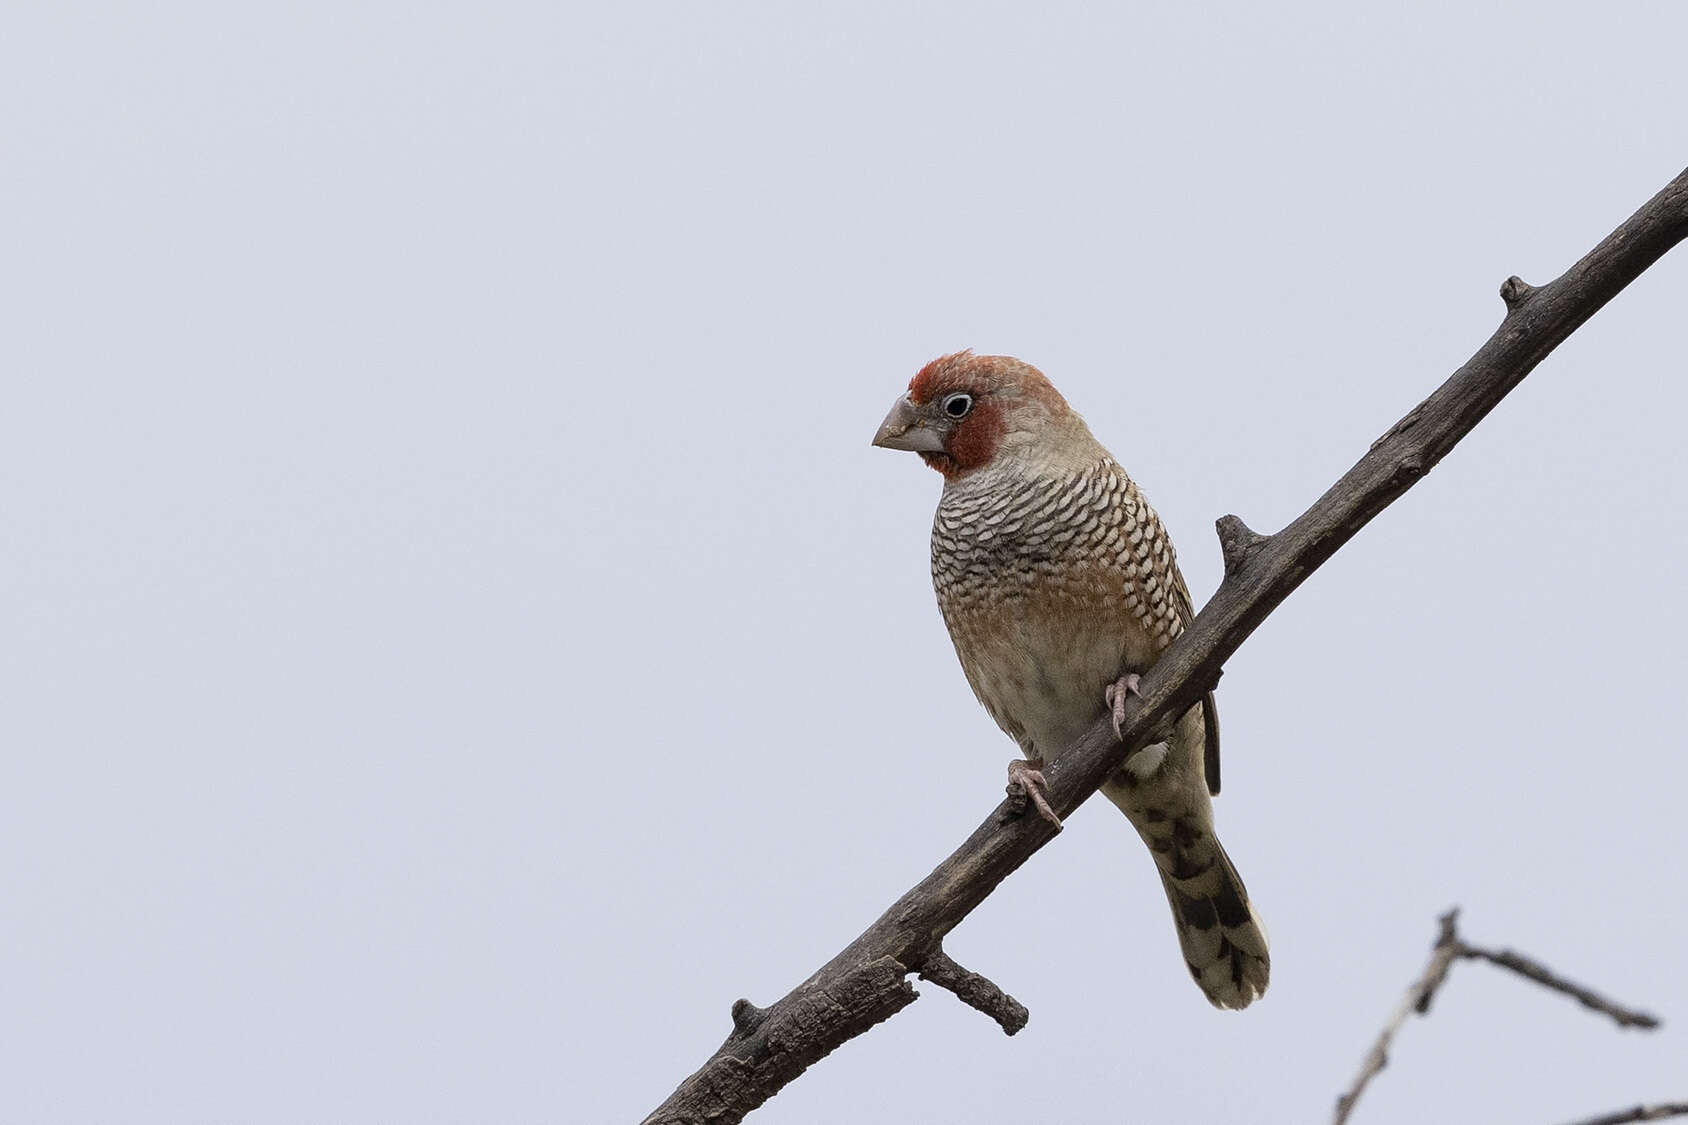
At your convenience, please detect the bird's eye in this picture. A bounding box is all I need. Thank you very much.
[942,392,974,419]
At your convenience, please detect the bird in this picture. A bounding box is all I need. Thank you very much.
[872,350,1269,1010]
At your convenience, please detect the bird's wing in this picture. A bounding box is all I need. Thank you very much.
[1168,562,1222,796]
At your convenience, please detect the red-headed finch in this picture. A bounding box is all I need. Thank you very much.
[873,351,1268,1009]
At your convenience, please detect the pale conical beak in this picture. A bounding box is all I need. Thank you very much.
[871,395,946,453]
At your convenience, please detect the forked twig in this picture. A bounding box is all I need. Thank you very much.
[1334,909,1668,1125]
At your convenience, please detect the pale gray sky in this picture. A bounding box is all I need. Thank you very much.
[4,3,1686,1122]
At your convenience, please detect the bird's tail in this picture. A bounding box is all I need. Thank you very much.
[1153,833,1270,1010]
[1102,751,1270,1009]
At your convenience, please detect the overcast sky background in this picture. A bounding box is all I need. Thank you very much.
[4,3,1686,1122]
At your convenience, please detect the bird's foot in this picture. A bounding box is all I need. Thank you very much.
[1104,673,1143,741]
[1007,757,1061,827]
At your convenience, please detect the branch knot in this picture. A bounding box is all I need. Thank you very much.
[1500,275,1537,310]
[730,997,769,1035]
[1216,515,1269,578]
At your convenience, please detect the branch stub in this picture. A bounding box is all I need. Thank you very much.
[1216,515,1269,577]
[1500,275,1538,309]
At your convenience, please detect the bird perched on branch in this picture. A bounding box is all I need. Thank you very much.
[872,351,1268,1009]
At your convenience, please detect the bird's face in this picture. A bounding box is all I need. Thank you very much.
[872,351,1070,479]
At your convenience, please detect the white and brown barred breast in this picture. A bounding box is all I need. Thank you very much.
[931,455,1196,761]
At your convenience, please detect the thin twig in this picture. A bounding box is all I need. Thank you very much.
[1461,945,1659,1029]
[1552,1104,1688,1125]
[645,167,1688,1125]
[1333,910,1465,1125]
[1333,910,1666,1124]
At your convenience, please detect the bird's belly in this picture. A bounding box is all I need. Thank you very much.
[947,597,1151,761]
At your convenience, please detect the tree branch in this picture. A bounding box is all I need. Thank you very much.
[1554,1105,1688,1125]
[1332,911,1465,1125]
[918,947,1029,1035]
[1333,909,1666,1124]
[1461,945,1660,1030]
[643,165,1688,1125]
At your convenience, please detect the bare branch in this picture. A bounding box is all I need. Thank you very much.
[1461,945,1660,1029]
[658,958,917,1125]
[1552,1104,1688,1125]
[1411,909,1464,1016]
[1333,909,1465,1125]
[644,166,1688,1124]
[1334,910,1666,1124]
[918,948,1029,1035]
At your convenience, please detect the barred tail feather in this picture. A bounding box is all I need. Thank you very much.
[1157,840,1269,1009]
[1101,709,1269,1010]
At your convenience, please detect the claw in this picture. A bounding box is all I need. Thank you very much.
[1007,758,1061,827]
[1105,673,1143,741]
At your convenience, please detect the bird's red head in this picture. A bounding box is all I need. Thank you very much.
[874,351,1071,479]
